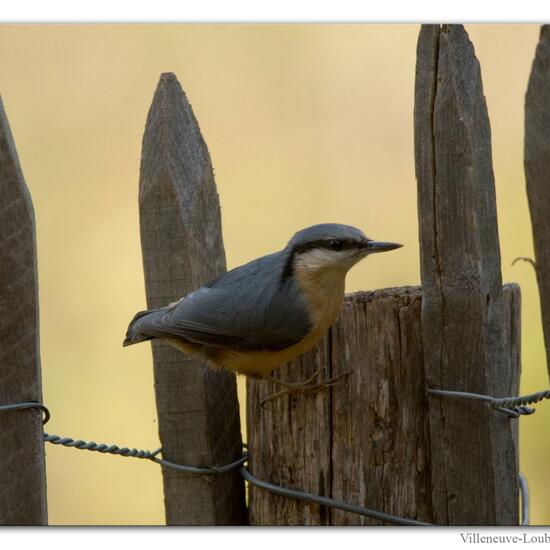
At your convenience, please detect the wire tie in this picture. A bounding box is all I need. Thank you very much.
[0,401,50,424]
[426,388,550,417]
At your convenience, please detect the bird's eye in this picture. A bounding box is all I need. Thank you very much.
[328,239,343,251]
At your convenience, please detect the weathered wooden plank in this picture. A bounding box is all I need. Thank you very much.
[139,73,246,525]
[414,24,518,525]
[525,25,550,381]
[330,287,432,525]
[247,338,332,525]
[247,285,520,526]
[0,97,47,525]
[502,284,522,477]
[247,287,431,525]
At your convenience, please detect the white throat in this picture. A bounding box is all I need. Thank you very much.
[292,252,350,336]
[293,247,361,275]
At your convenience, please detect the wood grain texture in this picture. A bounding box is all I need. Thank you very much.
[246,285,520,526]
[139,73,246,525]
[503,284,522,474]
[247,287,431,526]
[414,25,518,525]
[0,97,47,525]
[525,25,550,381]
[247,336,332,525]
[330,288,432,525]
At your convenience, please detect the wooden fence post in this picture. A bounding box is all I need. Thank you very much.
[525,24,550,382]
[139,73,246,525]
[247,287,432,525]
[414,24,519,525]
[0,97,47,525]
[247,285,520,525]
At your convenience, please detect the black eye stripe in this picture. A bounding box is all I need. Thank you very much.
[292,238,360,254]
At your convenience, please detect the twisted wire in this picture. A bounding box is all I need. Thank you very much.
[493,390,550,410]
[38,431,534,526]
[0,400,534,525]
[427,388,550,417]
[43,433,248,473]
[44,434,161,459]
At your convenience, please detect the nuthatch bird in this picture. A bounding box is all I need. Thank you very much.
[124,223,401,396]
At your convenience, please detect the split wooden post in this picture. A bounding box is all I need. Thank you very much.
[139,73,246,525]
[246,285,521,525]
[525,24,550,382]
[247,287,432,525]
[414,24,519,525]
[0,97,47,525]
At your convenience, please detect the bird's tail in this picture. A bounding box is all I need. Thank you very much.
[123,308,160,347]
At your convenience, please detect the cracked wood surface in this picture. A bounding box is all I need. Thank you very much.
[0,97,47,525]
[247,287,432,525]
[415,25,519,525]
[525,25,550,382]
[247,284,520,526]
[139,73,246,525]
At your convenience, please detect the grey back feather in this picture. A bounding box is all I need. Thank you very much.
[125,223,368,350]
[126,249,312,350]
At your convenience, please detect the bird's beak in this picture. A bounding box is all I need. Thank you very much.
[364,240,403,253]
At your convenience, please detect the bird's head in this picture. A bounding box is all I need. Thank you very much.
[285,223,402,277]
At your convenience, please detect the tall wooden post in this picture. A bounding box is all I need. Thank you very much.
[414,24,519,525]
[0,97,47,525]
[525,25,550,382]
[139,73,246,525]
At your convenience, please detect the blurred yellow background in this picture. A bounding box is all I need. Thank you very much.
[0,24,547,525]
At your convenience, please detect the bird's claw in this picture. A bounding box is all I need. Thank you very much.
[259,367,352,408]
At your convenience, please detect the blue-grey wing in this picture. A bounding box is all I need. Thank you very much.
[128,252,312,350]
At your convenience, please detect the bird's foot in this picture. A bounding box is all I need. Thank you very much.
[259,366,352,408]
